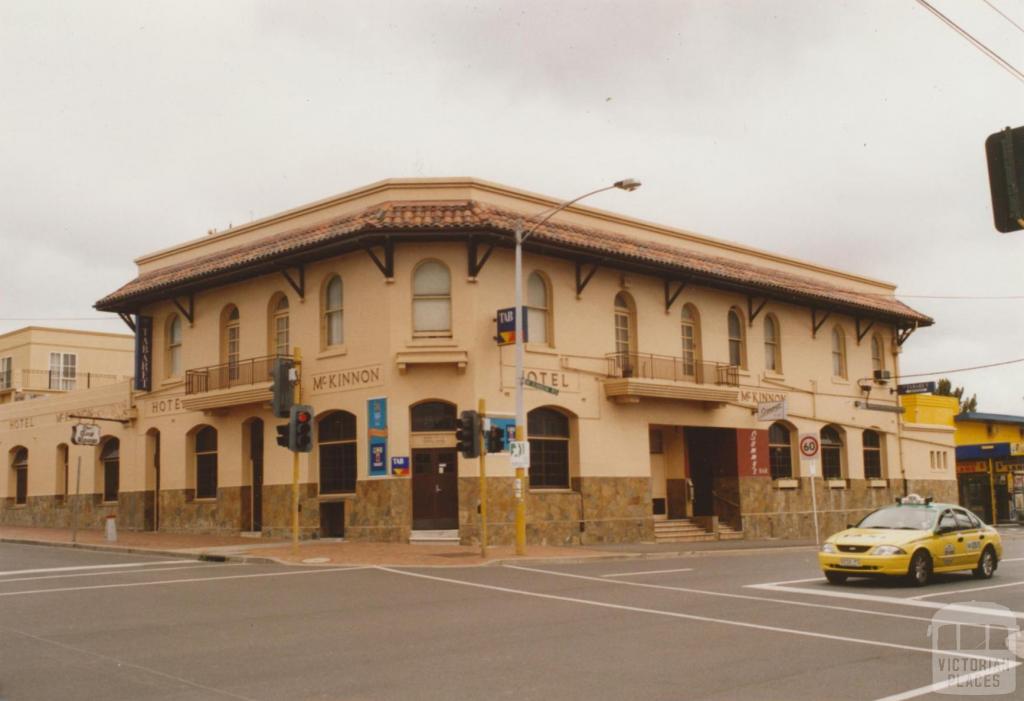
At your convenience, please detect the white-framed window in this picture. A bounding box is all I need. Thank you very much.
[764,314,781,373]
[270,294,289,356]
[871,334,884,373]
[727,308,746,369]
[680,304,700,380]
[831,327,847,379]
[167,315,182,378]
[48,352,76,390]
[0,356,11,389]
[412,261,452,336]
[526,272,551,346]
[324,275,344,347]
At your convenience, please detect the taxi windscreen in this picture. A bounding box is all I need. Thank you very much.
[857,507,937,530]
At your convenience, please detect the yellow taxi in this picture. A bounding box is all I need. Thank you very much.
[818,494,1003,586]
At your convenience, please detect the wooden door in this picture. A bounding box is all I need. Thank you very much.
[412,448,459,530]
[251,420,264,531]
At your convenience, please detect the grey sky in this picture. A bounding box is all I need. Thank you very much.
[2,0,1023,411]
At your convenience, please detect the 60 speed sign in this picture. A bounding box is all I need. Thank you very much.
[798,434,820,459]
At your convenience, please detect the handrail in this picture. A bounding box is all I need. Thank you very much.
[185,354,290,395]
[605,352,739,386]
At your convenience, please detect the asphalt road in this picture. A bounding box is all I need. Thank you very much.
[1,531,1023,701]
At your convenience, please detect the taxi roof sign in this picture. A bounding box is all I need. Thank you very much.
[896,493,933,506]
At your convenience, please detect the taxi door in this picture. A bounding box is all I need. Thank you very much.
[953,508,984,569]
[933,509,965,572]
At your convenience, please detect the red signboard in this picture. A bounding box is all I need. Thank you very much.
[736,429,769,477]
[956,461,989,474]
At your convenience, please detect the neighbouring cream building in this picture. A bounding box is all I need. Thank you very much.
[0,178,959,543]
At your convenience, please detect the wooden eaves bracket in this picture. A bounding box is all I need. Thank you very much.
[117,313,136,332]
[467,236,495,278]
[896,323,918,347]
[364,237,395,279]
[856,318,875,344]
[575,260,600,297]
[811,308,831,338]
[747,295,767,327]
[280,265,305,300]
[172,295,194,324]
[664,279,688,312]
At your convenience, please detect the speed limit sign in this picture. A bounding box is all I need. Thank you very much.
[799,434,819,459]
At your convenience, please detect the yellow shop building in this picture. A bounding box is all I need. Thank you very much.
[1,178,957,543]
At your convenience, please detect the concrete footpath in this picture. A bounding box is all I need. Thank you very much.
[0,525,817,567]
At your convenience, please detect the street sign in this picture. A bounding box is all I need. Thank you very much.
[71,423,101,446]
[523,377,559,395]
[799,433,820,459]
[756,399,787,422]
[854,400,905,413]
[509,440,530,468]
[897,381,936,395]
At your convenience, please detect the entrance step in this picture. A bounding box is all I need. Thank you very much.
[717,524,745,541]
[409,529,460,544]
[239,531,263,539]
[654,519,718,544]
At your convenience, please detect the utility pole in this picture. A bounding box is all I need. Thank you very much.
[478,398,488,559]
[292,347,302,553]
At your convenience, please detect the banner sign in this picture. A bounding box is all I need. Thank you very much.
[496,307,528,345]
[486,416,517,453]
[755,400,786,422]
[897,381,936,395]
[368,397,388,477]
[71,423,102,446]
[736,429,769,477]
[134,315,153,392]
[391,456,410,476]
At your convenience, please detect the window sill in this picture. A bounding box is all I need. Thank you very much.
[773,479,799,489]
[317,346,349,361]
[763,371,785,381]
[827,479,847,489]
[408,336,455,347]
[868,479,888,488]
[831,377,849,385]
[525,343,558,356]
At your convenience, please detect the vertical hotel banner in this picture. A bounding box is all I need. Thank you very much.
[368,397,388,477]
[134,315,153,392]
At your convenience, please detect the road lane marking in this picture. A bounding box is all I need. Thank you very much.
[0,560,187,576]
[1000,557,1024,562]
[377,566,1006,664]
[601,567,694,578]
[506,565,992,627]
[910,579,1024,599]
[0,566,369,597]
[0,563,246,584]
[874,660,1021,701]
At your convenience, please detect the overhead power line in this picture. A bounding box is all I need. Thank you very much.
[913,0,1024,85]
[0,317,121,322]
[898,355,1024,379]
[983,0,1024,35]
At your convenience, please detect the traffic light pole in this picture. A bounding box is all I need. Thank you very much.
[292,347,302,554]
[478,398,488,559]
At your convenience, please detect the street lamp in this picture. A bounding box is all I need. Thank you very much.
[512,178,641,555]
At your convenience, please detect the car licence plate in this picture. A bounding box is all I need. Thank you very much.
[840,558,861,568]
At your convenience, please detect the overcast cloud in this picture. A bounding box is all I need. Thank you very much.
[2,0,1023,411]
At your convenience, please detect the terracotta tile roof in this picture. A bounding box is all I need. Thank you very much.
[95,200,931,325]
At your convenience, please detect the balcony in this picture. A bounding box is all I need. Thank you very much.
[604,352,740,403]
[0,369,131,396]
[183,354,288,412]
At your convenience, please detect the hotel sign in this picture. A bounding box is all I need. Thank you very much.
[311,364,384,395]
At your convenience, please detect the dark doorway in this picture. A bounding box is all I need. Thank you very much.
[412,448,458,530]
[250,419,264,532]
[960,473,992,523]
[146,431,160,531]
[320,501,345,538]
[685,427,741,528]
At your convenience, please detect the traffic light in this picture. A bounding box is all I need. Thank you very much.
[486,424,504,454]
[270,357,295,418]
[289,404,314,453]
[454,410,481,459]
[985,125,1024,233]
[275,424,290,448]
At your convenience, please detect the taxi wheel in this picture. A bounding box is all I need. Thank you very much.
[907,550,931,587]
[973,547,996,580]
[824,571,847,585]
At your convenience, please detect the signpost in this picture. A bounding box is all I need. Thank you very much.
[71,423,101,446]
[523,377,559,396]
[799,433,821,545]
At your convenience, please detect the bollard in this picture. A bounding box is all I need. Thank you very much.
[105,514,117,542]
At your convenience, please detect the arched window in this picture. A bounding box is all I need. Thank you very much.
[831,327,847,379]
[412,261,451,336]
[863,430,883,479]
[613,293,635,356]
[270,294,289,356]
[527,272,551,346]
[821,426,843,480]
[11,447,27,505]
[728,308,746,368]
[871,335,884,373]
[410,401,457,432]
[167,314,182,378]
[194,427,218,499]
[764,315,781,373]
[527,408,570,488]
[680,304,701,380]
[100,439,119,502]
[323,276,344,347]
[319,411,357,494]
[768,423,792,480]
[222,305,241,380]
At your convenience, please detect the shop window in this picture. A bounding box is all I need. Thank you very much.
[11,447,27,505]
[319,411,357,494]
[166,314,183,378]
[820,426,843,480]
[100,439,119,502]
[768,423,793,479]
[680,304,701,379]
[764,314,781,373]
[527,272,551,346]
[323,275,344,347]
[412,260,451,336]
[410,401,457,432]
[831,327,847,379]
[269,293,290,356]
[870,334,884,373]
[194,427,218,499]
[49,352,76,390]
[527,408,570,489]
[728,308,746,369]
[863,430,883,479]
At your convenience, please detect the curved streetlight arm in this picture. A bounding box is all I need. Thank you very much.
[519,179,641,243]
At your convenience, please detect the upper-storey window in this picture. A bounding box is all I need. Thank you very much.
[527,272,551,346]
[613,292,637,376]
[270,294,290,356]
[871,334,884,373]
[0,356,11,389]
[49,352,76,390]
[764,314,781,373]
[222,305,240,378]
[323,275,344,347]
[680,304,701,379]
[412,261,451,337]
[727,308,746,369]
[831,326,847,379]
[166,314,182,378]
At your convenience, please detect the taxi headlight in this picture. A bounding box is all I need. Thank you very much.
[870,545,906,556]
[821,543,838,554]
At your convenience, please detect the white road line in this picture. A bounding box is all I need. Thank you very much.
[1000,557,1024,562]
[506,565,989,628]
[746,582,1024,620]
[377,566,1005,665]
[0,560,186,576]
[0,566,368,597]
[0,563,246,584]
[601,567,694,578]
[874,660,1021,701]
[910,579,1024,599]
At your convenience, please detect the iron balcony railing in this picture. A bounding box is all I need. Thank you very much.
[606,352,739,387]
[3,369,131,392]
[185,354,290,395]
